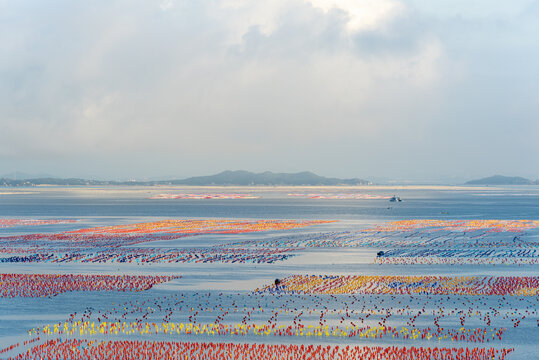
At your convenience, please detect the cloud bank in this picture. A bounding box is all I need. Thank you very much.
[0,0,538,180]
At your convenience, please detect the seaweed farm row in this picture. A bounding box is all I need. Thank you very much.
[149,194,261,200]
[1,215,538,359]
[259,275,539,296]
[147,193,392,200]
[0,248,296,264]
[0,219,77,228]
[7,340,515,360]
[0,274,178,298]
[4,278,536,358]
[375,249,539,265]
[0,219,331,252]
[228,221,539,249]
[2,219,537,266]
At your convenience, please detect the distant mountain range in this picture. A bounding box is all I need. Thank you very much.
[465,175,539,185]
[0,171,371,187]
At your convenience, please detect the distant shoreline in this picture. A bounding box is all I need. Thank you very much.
[0,184,527,192]
[0,170,370,187]
[2,171,538,188]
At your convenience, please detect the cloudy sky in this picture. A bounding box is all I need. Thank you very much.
[1,0,538,181]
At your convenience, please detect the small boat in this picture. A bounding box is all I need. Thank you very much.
[389,195,402,202]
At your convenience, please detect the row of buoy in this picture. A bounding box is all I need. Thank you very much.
[223,231,351,248]
[149,193,261,199]
[287,193,391,200]
[0,247,295,265]
[0,219,330,251]
[66,219,332,236]
[0,337,41,355]
[0,232,184,250]
[260,275,539,296]
[369,219,539,233]
[374,246,538,265]
[0,274,178,298]
[33,320,508,343]
[8,339,515,360]
[382,248,538,258]
[224,221,539,249]
[0,219,76,228]
[374,256,539,266]
[54,291,534,339]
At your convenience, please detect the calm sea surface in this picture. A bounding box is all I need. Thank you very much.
[1,186,538,221]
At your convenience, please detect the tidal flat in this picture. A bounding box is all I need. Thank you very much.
[0,186,538,359]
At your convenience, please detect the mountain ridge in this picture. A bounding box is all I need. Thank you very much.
[169,170,370,186]
[465,175,539,185]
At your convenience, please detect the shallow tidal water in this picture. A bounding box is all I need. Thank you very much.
[0,185,538,359]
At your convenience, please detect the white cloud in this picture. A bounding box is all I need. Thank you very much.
[306,0,405,32]
[217,0,292,42]
[216,0,405,44]
[160,0,174,11]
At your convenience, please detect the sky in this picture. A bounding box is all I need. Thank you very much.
[1,0,538,181]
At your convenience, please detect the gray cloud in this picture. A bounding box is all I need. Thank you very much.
[0,0,537,180]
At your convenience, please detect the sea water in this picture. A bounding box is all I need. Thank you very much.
[0,185,538,359]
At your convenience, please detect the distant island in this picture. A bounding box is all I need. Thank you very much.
[0,170,371,187]
[465,175,539,185]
